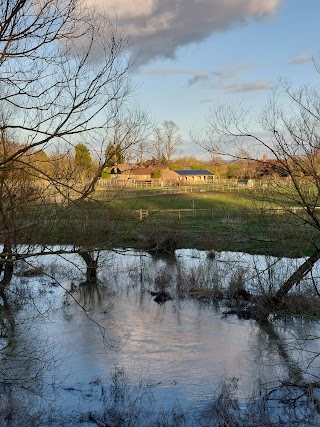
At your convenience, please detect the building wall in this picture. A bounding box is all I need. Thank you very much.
[162,170,180,182]
[179,175,211,182]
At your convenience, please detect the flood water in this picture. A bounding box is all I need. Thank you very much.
[2,248,320,425]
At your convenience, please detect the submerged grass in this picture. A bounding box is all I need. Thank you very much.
[174,257,320,319]
[3,243,320,425]
[3,368,320,427]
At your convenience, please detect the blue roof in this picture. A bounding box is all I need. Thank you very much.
[173,169,214,176]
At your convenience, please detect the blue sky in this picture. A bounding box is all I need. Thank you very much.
[102,0,320,157]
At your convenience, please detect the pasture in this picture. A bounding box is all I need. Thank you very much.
[28,186,319,257]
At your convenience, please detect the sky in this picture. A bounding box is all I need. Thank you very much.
[98,0,320,158]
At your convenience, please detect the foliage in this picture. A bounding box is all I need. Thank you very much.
[101,171,112,179]
[152,171,161,179]
[75,143,92,179]
[169,155,212,171]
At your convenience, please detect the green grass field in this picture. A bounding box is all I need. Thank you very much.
[23,187,319,257]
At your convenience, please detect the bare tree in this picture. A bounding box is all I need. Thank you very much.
[0,0,151,295]
[0,0,134,192]
[105,112,152,165]
[203,75,320,312]
[0,2,157,407]
[152,120,182,163]
[152,127,164,162]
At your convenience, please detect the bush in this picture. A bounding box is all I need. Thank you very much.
[138,223,179,254]
[101,171,112,179]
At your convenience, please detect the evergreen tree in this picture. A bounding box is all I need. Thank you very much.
[75,144,92,178]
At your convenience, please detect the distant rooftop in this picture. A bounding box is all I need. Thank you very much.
[173,169,214,176]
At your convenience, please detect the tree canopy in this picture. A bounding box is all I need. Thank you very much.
[75,143,92,178]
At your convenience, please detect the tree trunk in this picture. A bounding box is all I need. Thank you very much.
[78,251,98,284]
[0,244,13,297]
[0,294,15,343]
[273,249,320,303]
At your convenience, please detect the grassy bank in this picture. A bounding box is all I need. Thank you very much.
[22,187,318,257]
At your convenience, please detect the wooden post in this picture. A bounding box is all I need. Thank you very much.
[139,209,148,221]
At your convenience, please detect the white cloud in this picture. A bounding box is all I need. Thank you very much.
[187,72,210,86]
[134,67,210,86]
[289,54,313,64]
[135,67,194,76]
[92,0,281,66]
[103,0,154,18]
[223,81,273,92]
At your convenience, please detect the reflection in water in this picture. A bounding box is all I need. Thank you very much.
[79,282,103,308]
[1,248,320,425]
[0,279,71,425]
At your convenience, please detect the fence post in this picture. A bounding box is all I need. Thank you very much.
[139,209,148,221]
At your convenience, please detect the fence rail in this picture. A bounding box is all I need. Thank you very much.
[95,181,266,200]
[35,205,308,229]
[97,178,249,190]
[135,206,305,221]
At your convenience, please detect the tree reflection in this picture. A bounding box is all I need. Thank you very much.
[0,280,67,425]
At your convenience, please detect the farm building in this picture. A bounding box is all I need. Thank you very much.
[109,164,137,174]
[173,170,214,182]
[129,165,169,181]
[101,165,215,185]
[103,164,170,182]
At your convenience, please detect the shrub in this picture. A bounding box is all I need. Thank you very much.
[138,223,179,254]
